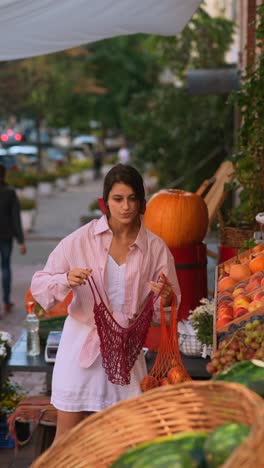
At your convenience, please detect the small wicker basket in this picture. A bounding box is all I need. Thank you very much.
[32,381,264,468]
[178,333,203,357]
[220,225,255,249]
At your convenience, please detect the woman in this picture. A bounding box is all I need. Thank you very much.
[31,164,180,441]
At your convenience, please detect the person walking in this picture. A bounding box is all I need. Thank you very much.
[0,164,26,317]
[31,164,180,442]
[92,140,104,180]
[117,138,130,165]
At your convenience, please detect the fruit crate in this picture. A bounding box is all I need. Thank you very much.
[213,243,264,351]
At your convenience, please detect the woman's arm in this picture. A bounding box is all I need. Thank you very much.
[31,240,72,310]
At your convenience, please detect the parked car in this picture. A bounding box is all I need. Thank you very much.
[26,128,51,145]
[71,135,97,149]
[45,146,66,163]
[7,145,38,169]
[0,128,23,145]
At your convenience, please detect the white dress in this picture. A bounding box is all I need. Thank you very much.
[51,255,147,412]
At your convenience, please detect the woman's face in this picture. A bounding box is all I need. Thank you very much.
[107,182,140,225]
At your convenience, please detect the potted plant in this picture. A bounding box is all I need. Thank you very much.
[221,5,264,250]
[19,198,37,232]
[0,377,24,449]
[6,171,27,198]
[80,199,102,226]
[21,171,39,200]
[38,172,57,196]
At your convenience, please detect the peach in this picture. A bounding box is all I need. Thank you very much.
[216,316,232,330]
[248,300,264,313]
[159,378,171,386]
[233,295,251,310]
[251,271,264,280]
[249,255,264,274]
[217,304,233,317]
[218,276,236,292]
[218,297,233,307]
[261,277,264,287]
[252,290,264,302]
[218,290,234,299]
[229,263,251,282]
[252,244,264,254]
[167,367,183,384]
[232,287,246,297]
[233,307,248,318]
[245,277,262,293]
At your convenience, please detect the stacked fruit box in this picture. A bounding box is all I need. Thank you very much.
[214,242,264,350]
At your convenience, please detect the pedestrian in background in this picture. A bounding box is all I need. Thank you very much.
[92,140,104,180]
[0,164,26,317]
[31,163,180,442]
[117,137,131,165]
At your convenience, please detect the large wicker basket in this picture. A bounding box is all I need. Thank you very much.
[32,381,264,468]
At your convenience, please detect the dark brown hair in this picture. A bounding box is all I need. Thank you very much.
[103,164,146,214]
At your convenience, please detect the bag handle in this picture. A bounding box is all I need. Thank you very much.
[88,275,164,307]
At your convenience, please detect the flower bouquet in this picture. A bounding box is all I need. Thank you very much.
[178,299,214,358]
[188,298,214,358]
[0,378,25,448]
[0,331,12,365]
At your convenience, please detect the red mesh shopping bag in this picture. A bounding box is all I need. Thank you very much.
[141,293,191,391]
[87,276,160,386]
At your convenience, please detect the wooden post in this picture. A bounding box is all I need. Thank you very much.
[247,0,257,68]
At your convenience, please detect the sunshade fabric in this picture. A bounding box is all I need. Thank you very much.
[0,0,201,60]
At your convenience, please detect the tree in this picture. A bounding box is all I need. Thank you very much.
[0,47,104,169]
[86,35,160,132]
[123,6,235,190]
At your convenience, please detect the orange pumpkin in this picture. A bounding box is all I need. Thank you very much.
[143,189,209,248]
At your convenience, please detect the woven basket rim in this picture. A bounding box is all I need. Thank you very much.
[32,381,264,468]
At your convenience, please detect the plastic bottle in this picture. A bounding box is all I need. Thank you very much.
[25,301,40,356]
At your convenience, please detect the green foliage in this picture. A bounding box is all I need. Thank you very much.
[0,379,24,418]
[86,35,160,130]
[188,298,214,346]
[38,172,57,183]
[6,172,27,189]
[19,198,37,210]
[123,6,235,190]
[227,4,264,228]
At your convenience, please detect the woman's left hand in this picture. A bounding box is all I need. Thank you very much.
[149,272,174,307]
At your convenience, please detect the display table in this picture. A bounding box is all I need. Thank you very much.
[0,332,211,396]
[1,331,53,393]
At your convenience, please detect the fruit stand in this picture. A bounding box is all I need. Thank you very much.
[209,243,264,376]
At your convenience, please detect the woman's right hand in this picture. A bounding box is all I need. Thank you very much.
[67,268,92,288]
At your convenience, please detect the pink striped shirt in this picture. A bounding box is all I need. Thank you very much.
[31,215,181,367]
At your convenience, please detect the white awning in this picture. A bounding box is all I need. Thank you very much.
[0,0,201,60]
